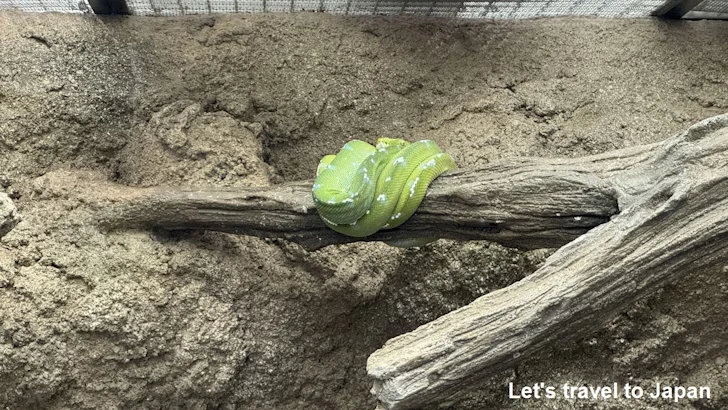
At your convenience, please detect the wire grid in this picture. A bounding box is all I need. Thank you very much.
[0,0,90,12]
[693,0,728,12]
[1,0,728,18]
[125,0,466,15]
[122,0,674,16]
[458,0,667,18]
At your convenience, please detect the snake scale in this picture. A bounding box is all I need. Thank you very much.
[312,138,456,241]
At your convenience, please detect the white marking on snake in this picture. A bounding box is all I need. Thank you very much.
[393,157,406,166]
[327,199,336,204]
[321,216,338,226]
[385,176,392,183]
[366,210,370,215]
[425,159,436,168]
[390,213,401,220]
[409,177,420,198]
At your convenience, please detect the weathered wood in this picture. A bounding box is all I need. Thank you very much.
[366,114,728,409]
[101,165,618,251]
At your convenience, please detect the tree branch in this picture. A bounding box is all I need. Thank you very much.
[366,114,728,409]
[100,164,618,251]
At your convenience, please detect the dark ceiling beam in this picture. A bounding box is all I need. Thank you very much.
[87,0,129,14]
[651,0,704,18]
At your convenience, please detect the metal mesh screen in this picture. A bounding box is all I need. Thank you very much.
[458,1,667,18]
[122,0,670,17]
[1,0,727,19]
[683,0,728,18]
[693,0,728,12]
[0,0,90,12]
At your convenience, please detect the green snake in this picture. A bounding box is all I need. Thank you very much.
[312,138,456,240]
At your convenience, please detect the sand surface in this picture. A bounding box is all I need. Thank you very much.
[0,11,727,410]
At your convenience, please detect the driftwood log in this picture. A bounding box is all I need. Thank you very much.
[98,114,728,409]
[366,114,728,409]
[101,164,617,251]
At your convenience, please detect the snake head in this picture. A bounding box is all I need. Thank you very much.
[375,138,409,152]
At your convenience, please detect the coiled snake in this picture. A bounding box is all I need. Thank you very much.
[312,138,456,242]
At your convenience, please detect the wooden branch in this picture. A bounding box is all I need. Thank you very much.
[366,114,728,409]
[100,165,618,251]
